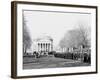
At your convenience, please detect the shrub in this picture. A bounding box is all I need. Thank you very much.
[54,52,73,59]
[48,51,56,55]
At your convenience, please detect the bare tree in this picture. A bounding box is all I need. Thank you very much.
[76,24,91,48]
[23,15,32,54]
[59,24,91,49]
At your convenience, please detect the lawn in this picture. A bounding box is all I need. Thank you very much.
[23,55,90,69]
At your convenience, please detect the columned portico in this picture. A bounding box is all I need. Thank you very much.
[38,43,52,52]
[33,35,53,55]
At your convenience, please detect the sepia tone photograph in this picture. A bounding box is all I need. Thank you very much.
[23,10,91,69]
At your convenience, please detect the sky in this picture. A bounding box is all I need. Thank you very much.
[23,10,91,47]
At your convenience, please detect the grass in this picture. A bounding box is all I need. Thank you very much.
[23,55,90,69]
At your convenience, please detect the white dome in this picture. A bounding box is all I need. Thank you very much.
[34,34,53,41]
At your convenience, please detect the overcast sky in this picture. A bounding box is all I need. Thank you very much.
[23,10,91,47]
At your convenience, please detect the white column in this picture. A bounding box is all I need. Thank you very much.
[49,44,51,51]
[39,43,41,52]
[43,43,44,51]
[51,41,53,51]
[48,43,49,52]
[39,43,40,52]
[38,43,40,52]
[44,43,45,51]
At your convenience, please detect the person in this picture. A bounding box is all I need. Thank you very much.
[33,51,37,59]
[36,52,39,58]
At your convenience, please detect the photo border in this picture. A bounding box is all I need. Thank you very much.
[11,1,98,79]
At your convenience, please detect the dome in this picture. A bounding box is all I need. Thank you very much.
[35,34,53,41]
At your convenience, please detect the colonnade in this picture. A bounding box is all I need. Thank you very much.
[38,43,53,52]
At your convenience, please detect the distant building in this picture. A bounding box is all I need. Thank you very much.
[32,35,53,55]
[55,46,67,53]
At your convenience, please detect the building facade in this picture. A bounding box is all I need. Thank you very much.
[32,36,53,55]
